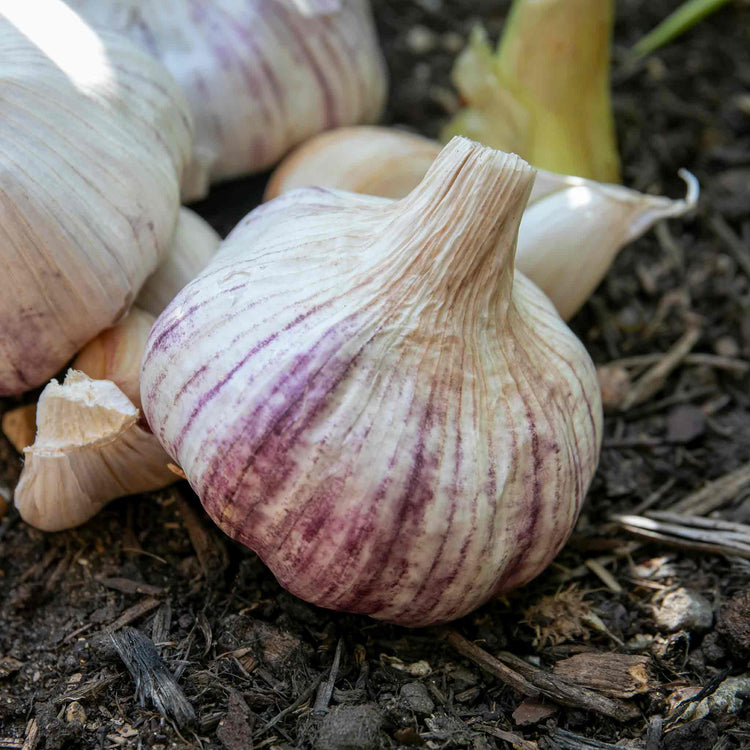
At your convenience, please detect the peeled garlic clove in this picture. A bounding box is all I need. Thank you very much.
[443,0,620,182]
[265,126,441,201]
[67,0,388,199]
[137,208,221,317]
[0,1,192,397]
[14,371,175,532]
[142,137,602,627]
[73,309,156,410]
[516,170,700,320]
[2,404,37,453]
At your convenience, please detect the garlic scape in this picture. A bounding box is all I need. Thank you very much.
[137,208,221,318]
[14,371,175,532]
[67,0,388,199]
[141,137,602,627]
[0,0,192,397]
[265,126,699,320]
[443,0,620,182]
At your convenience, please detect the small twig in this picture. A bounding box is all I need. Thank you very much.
[630,478,677,515]
[313,638,344,716]
[473,723,537,750]
[585,559,623,594]
[666,461,750,514]
[21,720,39,750]
[621,327,702,410]
[605,352,749,375]
[96,577,164,597]
[253,674,325,738]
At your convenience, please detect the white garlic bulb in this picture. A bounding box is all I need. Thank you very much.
[66,0,388,199]
[137,208,221,318]
[0,0,192,397]
[141,138,602,627]
[265,126,698,320]
[15,371,175,532]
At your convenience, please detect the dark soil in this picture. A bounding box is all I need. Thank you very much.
[2,1,750,748]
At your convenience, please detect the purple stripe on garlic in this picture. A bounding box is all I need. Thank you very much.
[141,138,602,626]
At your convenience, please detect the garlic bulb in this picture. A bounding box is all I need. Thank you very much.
[142,137,602,627]
[0,0,192,397]
[14,371,175,532]
[443,0,619,182]
[264,126,699,320]
[264,127,441,201]
[137,208,221,318]
[73,308,156,410]
[67,0,388,199]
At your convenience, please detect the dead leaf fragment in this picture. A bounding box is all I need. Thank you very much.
[552,653,653,698]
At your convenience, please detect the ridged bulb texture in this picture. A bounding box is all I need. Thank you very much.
[66,0,388,199]
[142,138,603,626]
[0,0,192,396]
[266,126,699,321]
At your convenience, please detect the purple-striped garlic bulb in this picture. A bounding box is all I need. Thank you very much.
[141,138,603,626]
[66,0,388,200]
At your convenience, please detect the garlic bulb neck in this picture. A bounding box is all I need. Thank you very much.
[390,140,534,312]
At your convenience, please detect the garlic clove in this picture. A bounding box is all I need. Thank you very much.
[2,404,37,453]
[443,0,620,183]
[516,170,700,320]
[73,308,156,410]
[142,137,602,627]
[136,208,221,317]
[264,126,441,201]
[0,0,192,396]
[14,371,176,532]
[66,0,388,199]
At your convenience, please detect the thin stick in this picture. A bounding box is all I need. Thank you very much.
[666,462,750,514]
[621,327,702,410]
[313,638,344,716]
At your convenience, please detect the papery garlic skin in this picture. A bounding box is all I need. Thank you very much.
[264,127,441,201]
[0,0,192,396]
[137,209,221,317]
[142,138,602,626]
[264,126,698,321]
[14,372,175,532]
[67,0,388,199]
[73,308,156,410]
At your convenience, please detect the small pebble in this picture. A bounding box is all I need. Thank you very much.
[406,25,437,55]
[442,31,464,54]
[654,588,713,633]
[597,365,630,411]
[315,704,383,750]
[713,335,740,358]
[65,701,86,724]
[400,682,435,716]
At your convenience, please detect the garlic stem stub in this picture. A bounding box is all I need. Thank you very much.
[264,126,699,321]
[142,137,602,627]
[14,372,176,532]
[137,208,221,318]
[66,0,388,200]
[0,0,192,396]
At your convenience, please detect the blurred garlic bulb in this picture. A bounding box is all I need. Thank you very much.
[142,138,602,626]
[67,0,388,199]
[2,405,37,453]
[265,126,699,320]
[264,127,441,201]
[0,0,192,397]
[137,208,221,317]
[443,0,620,182]
[14,371,175,532]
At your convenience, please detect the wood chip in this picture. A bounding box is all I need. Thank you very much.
[96,577,164,597]
[21,720,38,750]
[511,698,557,727]
[621,327,702,410]
[105,597,161,633]
[552,653,653,698]
[473,722,538,749]
[666,461,750,514]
